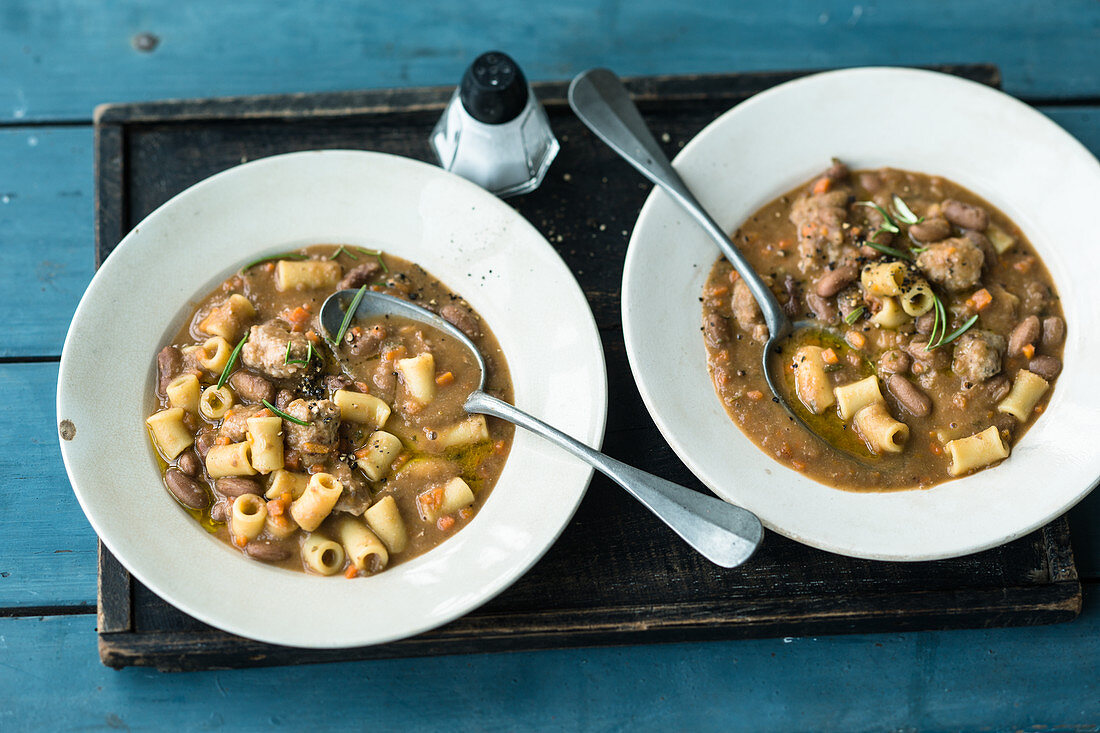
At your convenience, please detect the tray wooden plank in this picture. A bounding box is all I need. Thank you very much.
[94,66,1081,671]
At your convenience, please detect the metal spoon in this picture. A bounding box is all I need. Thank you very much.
[568,69,808,428]
[320,289,763,568]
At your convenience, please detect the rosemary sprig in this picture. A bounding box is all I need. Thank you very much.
[926,293,947,349]
[855,201,900,234]
[936,314,980,348]
[843,306,865,325]
[331,285,367,346]
[216,333,249,389]
[239,252,307,272]
[284,341,315,366]
[262,399,310,426]
[925,293,979,350]
[890,194,924,225]
[864,241,914,261]
[330,245,359,261]
[356,247,389,274]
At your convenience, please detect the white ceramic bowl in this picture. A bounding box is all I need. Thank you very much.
[622,67,1100,561]
[57,150,607,647]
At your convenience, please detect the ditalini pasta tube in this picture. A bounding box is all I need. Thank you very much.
[997,369,1050,421]
[199,293,255,341]
[395,352,436,408]
[290,472,343,531]
[301,533,345,575]
[199,385,235,420]
[165,373,201,414]
[333,389,391,428]
[364,495,408,553]
[946,426,1009,476]
[356,431,404,481]
[424,416,491,453]
[146,407,194,459]
[852,402,909,454]
[871,297,909,328]
[265,469,311,500]
[206,442,257,478]
[834,376,884,422]
[899,278,935,316]
[333,515,389,574]
[231,494,267,542]
[861,261,907,296]
[246,415,284,474]
[417,477,476,522]
[274,259,341,292]
[195,336,233,374]
[792,346,835,414]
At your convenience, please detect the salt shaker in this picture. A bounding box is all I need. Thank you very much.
[431,51,559,197]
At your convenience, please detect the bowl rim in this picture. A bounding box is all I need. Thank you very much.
[621,66,1100,561]
[57,149,608,647]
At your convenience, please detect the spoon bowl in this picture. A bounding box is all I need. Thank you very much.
[320,287,764,568]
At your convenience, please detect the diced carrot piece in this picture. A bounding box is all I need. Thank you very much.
[383,346,407,361]
[215,435,231,446]
[801,226,814,237]
[437,515,456,531]
[417,487,444,517]
[349,326,363,337]
[344,564,359,579]
[268,499,283,517]
[930,443,943,456]
[458,507,474,521]
[707,285,729,298]
[812,177,832,195]
[305,330,319,343]
[967,288,993,312]
[353,446,371,459]
[846,331,867,349]
[354,381,370,392]
[435,371,455,386]
[1013,257,1035,273]
[821,347,839,365]
[263,262,276,273]
[746,389,764,401]
[850,226,862,237]
[234,535,247,548]
[912,361,926,375]
[1022,343,1035,359]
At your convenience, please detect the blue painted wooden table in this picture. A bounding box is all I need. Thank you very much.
[3,1,1098,730]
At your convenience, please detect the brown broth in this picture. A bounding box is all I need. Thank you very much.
[148,245,514,574]
[701,164,1064,491]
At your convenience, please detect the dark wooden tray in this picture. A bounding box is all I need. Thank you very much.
[94,65,1081,672]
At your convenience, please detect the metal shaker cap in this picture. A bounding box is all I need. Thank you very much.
[460,51,528,124]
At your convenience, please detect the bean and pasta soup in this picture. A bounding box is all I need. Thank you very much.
[146,245,514,575]
[702,161,1065,490]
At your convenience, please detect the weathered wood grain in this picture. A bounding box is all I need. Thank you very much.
[2,0,1100,123]
[2,108,1098,613]
[0,362,96,612]
[0,127,94,358]
[76,69,1094,671]
[3,596,1099,732]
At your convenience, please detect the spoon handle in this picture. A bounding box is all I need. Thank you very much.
[465,391,763,568]
[568,67,787,338]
